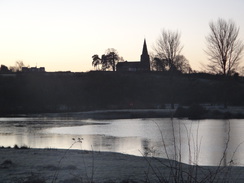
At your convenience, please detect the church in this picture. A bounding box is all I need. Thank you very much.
[116,40,150,71]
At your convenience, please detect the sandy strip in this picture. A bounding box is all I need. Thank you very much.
[1,148,244,183]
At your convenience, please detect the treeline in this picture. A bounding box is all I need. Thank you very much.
[0,71,244,115]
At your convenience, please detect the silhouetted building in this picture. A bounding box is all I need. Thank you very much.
[116,39,150,71]
[22,67,45,72]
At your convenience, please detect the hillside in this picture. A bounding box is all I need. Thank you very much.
[0,71,243,115]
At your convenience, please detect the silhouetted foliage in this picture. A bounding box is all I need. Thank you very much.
[151,57,168,71]
[175,104,207,119]
[92,54,101,70]
[105,48,120,71]
[9,61,27,72]
[174,106,187,118]
[92,48,121,71]
[188,104,207,119]
[0,65,9,72]
[0,72,244,116]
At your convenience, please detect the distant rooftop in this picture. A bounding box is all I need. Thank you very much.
[22,67,45,72]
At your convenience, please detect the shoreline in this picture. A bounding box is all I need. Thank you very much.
[1,148,244,183]
[2,106,244,119]
[1,109,174,119]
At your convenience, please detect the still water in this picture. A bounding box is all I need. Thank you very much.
[0,117,244,166]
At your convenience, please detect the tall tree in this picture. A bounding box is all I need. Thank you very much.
[92,48,121,71]
[105,48,119,71]
[205,18,244,76]
[92,54,101,70]
[153,29,191,73]
[101,54,110,71]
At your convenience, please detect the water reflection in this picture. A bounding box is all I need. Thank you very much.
[0,117,244,166]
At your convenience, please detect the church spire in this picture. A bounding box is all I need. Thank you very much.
[142,39,148,55]
[140,39,150,71]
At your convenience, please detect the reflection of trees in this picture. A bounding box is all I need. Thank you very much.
[82,134,143,155]
[142,139,156,157]
[222,121,229,166]
[101,136,117,151]
[220,121,243,166]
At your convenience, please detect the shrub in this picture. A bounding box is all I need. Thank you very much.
[20,145,29,149]
[174,106,188,118]
[188,104,207,119]
[175,104,207,119]
[14,144,19,149]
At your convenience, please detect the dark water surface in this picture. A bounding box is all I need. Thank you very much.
[0,117,244,166]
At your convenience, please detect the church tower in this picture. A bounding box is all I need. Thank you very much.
[140,39,150,71]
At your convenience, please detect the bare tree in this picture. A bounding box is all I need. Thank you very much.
[153,29,190,73]
[9,61,27,72]
[205,18,244,76]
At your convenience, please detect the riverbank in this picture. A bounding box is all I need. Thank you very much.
[25,105,244,120]
[1,148,244,183]
[40,109,175,119]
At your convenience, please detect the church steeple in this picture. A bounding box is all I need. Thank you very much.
[142,39,149,55]
[140,39,150,71]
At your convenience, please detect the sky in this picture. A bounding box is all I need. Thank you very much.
[0,0,244,72]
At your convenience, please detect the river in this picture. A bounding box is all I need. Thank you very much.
[0,117,244,166]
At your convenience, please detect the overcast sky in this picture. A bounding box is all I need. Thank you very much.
[0,0,244,72]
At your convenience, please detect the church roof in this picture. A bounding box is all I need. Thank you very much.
[117,61,140,67]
